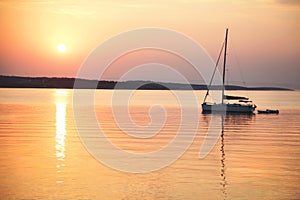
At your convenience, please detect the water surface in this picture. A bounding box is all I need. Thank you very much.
[0,89,299,199]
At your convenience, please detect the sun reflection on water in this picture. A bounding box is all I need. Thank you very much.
[56,102,66,161]
[55,89,68,183]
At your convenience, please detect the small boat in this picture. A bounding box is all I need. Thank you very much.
[258,109,279,114]
[202,28,256,114]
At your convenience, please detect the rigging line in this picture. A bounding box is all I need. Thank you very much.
[228,34,246,87]
[203,42,225,103]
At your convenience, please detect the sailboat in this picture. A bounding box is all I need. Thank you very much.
[202,28,257,113]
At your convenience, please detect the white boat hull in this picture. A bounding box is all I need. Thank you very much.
[202,103,256,113]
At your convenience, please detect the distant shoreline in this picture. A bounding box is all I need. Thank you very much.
[0,75,293,91]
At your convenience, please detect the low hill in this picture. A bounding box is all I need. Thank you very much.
[0,75,293,91]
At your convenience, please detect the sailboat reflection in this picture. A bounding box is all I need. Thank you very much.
[55,89,68,183]
[221,113,254,200]
[201,113,254,200]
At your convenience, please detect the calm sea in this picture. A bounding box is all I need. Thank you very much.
[0,89,299,199]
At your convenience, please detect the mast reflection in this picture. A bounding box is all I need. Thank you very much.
[220,115,227,200]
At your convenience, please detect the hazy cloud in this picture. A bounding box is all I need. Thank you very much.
[274,0,300,5]
[0,0,157,17]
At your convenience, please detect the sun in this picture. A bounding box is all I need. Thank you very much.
[57,43,67,53]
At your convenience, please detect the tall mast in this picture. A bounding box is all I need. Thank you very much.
[222,28,228,104]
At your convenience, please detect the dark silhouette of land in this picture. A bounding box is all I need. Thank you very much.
[0,75,293,91]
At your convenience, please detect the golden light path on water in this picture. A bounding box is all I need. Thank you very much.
[55,89,68,184]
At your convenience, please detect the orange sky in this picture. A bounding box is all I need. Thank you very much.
[0,0,299,88]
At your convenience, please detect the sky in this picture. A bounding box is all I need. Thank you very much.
[0,0,299,89]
